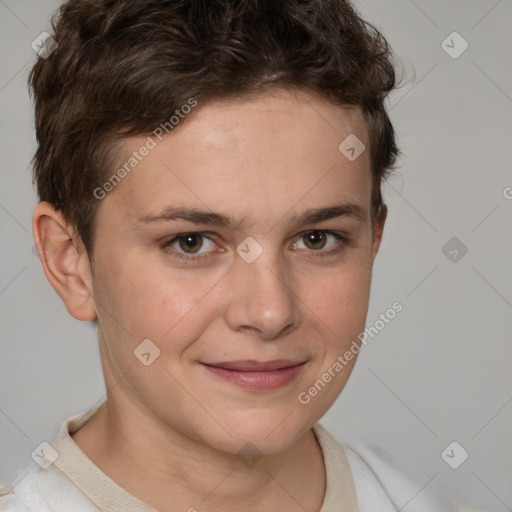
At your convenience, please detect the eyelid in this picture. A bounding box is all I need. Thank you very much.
[160,229,349,260]
[159,232,217,253]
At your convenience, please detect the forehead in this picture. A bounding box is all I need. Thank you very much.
[101,90,372,229]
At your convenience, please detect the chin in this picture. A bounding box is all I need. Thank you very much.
[196,411,316,457]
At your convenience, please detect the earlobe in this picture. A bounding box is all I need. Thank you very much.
[32,201,97,321]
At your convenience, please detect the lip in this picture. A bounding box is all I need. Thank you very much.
[201,360,307,390]
[204,359,305,371]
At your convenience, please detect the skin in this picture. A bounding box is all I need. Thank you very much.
[33,88,387,512]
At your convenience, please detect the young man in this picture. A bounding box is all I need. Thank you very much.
[1,0,466,510]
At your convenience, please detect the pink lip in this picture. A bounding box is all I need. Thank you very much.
[201,360,307,390]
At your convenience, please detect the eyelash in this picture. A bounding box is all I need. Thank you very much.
[159,230,349,262]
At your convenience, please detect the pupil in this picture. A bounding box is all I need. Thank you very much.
[180,234,202,252]
[306,231,326,249]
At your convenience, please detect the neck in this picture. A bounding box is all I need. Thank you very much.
[71,399,326,512]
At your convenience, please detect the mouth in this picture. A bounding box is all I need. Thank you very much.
[200,359,307,390]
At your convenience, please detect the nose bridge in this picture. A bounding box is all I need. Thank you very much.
[223,246,301,340]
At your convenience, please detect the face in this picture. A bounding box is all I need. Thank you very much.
[86,90,385,455]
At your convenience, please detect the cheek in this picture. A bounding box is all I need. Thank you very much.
[301,266,371,407]
[95,252,212,332]
[306,261,372,334]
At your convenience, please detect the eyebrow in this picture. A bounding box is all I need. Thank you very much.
[134,201,368,231]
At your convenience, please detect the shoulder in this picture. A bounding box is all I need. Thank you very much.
[342,441,459,512]
[312,422,464,511]
[0,462,99,512]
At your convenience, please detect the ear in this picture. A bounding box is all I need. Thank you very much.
[32,201,97,321]
[371,203,387,262]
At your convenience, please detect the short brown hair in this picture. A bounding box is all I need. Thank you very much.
[28,0,400,256]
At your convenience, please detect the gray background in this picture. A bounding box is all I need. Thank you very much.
[1,0,511,510]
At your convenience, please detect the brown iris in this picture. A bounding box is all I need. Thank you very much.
[178,234,203,253]
[303,231,327,250]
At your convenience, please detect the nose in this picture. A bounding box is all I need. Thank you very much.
[223,251,301,340]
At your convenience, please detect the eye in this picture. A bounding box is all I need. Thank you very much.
[160,229,348,262]
[293,230,347,254]
[160,233,218,260]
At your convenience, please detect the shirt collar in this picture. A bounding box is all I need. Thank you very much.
[50,406,359,512]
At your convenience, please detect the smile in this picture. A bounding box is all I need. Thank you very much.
[200,360,307,391]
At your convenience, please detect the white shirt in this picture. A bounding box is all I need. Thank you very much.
[0,407,464,511]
